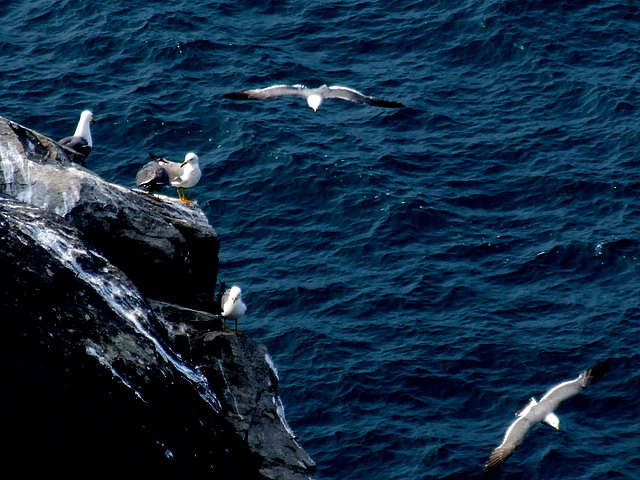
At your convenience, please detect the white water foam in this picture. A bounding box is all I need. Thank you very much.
[0,140,22,197]
[273,395,299,443]
[216,359,244,418]
[264,353,301,444]
[264,353,280,381]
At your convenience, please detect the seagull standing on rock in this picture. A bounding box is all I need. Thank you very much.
[221,285,247,335]
[58,110,95,163]
[171,152,201,203]
[138,152,201,203]
[135,154,171,196]
[483,361,610,473]
[224,84,404,112]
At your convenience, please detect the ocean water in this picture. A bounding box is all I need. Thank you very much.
[2,1,640,478]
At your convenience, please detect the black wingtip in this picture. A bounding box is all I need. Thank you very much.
[224,92,252,100]
[215,281,228,305]
[380,100,405,108]
[368,98,405,108]
[148,152,171,163]
[482,460,502,476]
[586,360,611,385]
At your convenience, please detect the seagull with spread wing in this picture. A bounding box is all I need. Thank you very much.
[484,361,609,474]
[224,84,404,112]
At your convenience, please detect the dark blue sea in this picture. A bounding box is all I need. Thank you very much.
[2,1,639,478]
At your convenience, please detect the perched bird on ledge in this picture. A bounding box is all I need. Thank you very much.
[58,110,95,164]
[171,152,201,203]
[135,154,171,196]
[137,152,201,203]
[221,285,247,335]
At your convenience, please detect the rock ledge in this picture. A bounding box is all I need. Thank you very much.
[0,116,315,479]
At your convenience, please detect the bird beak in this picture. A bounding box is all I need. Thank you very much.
[180,161,187,167]
[91,118,96,124]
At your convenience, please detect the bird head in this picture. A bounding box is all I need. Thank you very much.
[543,412,560,430]
[81,110,95,124]
[229,286,242,299]
[181,152,198,167]
[307,94,322,112]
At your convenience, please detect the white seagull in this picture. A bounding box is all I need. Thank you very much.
[143,152,201,203]
[58,110,95,162]
[221,285,247,335]
[484,361,609,473]
[224,84,404,112]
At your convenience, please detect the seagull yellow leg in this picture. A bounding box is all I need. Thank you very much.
[223,318,231,333]
[180,188,193,204]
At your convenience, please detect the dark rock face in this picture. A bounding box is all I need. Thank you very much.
[0,197,252,478]
[0,116,218,311]
[0,116,316,479]
[151,300,316,479]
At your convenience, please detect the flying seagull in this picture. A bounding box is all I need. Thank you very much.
[484,361,610,473]
[224,84,404,112]
[58,110,95,163]
[221,285,247,335]
[143,152,201,203]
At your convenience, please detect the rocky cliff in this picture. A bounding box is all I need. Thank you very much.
[0,116,315,479]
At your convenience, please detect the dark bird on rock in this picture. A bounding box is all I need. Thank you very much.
[135,153,171,195]
[58,110,95,161]
[137,152,201,203]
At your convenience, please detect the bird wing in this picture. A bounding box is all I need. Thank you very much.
[539,361,610,410]
[235,299,247,317]
[214,282,228,308]
[326,86,404,108]
[224,84,308,100]
[221,288,231,309]
[484,414,535,473]
[485,362,609,473]
[222,291,238,317]
[136,161,170,188]
[148,152,169,162]
[147,153,183,182]
[59,136,91,156]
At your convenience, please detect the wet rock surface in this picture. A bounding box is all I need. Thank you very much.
[0,116,219,311]
[0,116,315,479]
